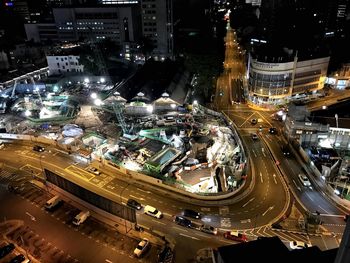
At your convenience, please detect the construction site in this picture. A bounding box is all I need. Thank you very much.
[89,91,247,194]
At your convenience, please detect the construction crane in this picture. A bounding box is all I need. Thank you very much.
[112,102,130,135]
[87,26,109,76]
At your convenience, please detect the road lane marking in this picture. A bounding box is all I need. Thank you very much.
[273,174,277,184]
[129,194,145,201]
[262,206,274,216]
[152,219,166,225]
[318,205,331,214]
[260,173,263,183]
[25,211,36,221]
[292,179,301,191]
[179,233,200,240]
[137,188,151,194]
[172,226,188,232]
[163,212,173,217]
[261,148,266,157]
[242,197,255,208]
[240,219,251,223]
[305,192,315,202]
[252,150,257,158]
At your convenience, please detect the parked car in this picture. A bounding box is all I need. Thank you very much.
[298,173,311,187]
[174,215,192,227]
[200,224,217,235]
[127,199,142,210]
[223,231,247,242]
[32,145,45,152]
[0,243,15,259]
[251,133,258,140]
[251,118,257,125]
[269,127,277,134]
[289,241,311,250]
[144,205,162,219]
[87,167,101,175]
[134,238,150,258]
[183,209,201,219]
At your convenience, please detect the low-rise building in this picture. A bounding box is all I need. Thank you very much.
[47,54,84,76]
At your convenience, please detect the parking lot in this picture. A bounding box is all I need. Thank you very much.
[0,169,159,263]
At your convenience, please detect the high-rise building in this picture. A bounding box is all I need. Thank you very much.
[140,0,173,60]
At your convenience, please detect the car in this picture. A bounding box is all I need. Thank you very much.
[134,238,150,258]
[251,133,258,140]
[87,167,100,175]
[157,246,173,263]
[144,205,162,219]
[127,199,142,210]
[289,241,311,250]
[9,254,29,263]
[32,145,45,152]
[298,173,311,187]
[223,231,247,242]
[183,209,201,219]
[174,215,192,227]
[0,243,15,259]
[251,118,257,125]
[200,224,217,235]
[269,127,277,134]
[281,145,291,156]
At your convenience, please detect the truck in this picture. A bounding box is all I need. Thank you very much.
[72,210,90,226]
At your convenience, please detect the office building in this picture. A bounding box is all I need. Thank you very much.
[141,0,173,60]
[248,53,329,106]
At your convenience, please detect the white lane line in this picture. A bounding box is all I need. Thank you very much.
[172,226,188,232]
[242,197,255,208]
[262,148,266,157]
[137,188,151,194]
[221,239,234,244]
[318,205,331,214]
[179,233,200,240]
[262,206,274,216]
[273,174,277,184]
[260,172,263,183]
[252,150,257,158]
[292,179,301,191]
[129,194,145,201]
[305,192,315,202]
[194,233,210,238]
[152,219,166,225]
[163,212,173,217]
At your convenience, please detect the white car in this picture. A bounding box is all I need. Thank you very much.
[289,241,311,250]
[144,205,162,219]
[200,224,218,235]
[87,167,101,175]
[298,173,311,187]
[134,238,150,258]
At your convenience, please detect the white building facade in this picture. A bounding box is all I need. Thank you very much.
[47,55,84,76]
